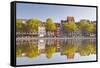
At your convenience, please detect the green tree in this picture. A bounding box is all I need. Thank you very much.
[86,23,95,32]
[16,19,24,32]
[26,18,40,32]
[79,19,95,36]
[63,22,78,37]
[63,22,78,32]
[45,18,56,32]
[79,19,95,32]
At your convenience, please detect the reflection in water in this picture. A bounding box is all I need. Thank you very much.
[16,39,96,65]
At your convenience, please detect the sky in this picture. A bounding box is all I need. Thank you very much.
[16,3,96,22]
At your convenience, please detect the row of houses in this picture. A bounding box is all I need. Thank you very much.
[16,16,96,37]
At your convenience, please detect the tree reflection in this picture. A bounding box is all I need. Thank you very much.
[45,44,56,59]
[16,42,39,58]
[62,43,78,59]
[79,43,96,56]
[16,39,96,60]
[16,44,22,58]
[26,44,39,58]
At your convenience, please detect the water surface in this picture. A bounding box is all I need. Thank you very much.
[16,39,96,65]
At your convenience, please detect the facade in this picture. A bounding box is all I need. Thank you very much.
[38,23,46,37]
[54,23,62,37]
[61,16,75,23]
[67,16,74,22]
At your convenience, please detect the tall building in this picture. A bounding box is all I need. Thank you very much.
[67,16,75,22]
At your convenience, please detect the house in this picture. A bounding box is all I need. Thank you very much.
[54,23,62,37]
[38,23,46,37]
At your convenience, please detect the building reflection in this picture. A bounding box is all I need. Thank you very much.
[16,39,96,59]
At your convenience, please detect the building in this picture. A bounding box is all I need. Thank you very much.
[54,23,62,37]
[67,16,75,22]
[61,16,75,23]
[38,23,46,37]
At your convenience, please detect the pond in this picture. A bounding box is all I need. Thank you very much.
[16,39,96,65]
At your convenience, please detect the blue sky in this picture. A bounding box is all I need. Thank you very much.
[16,3,96,22]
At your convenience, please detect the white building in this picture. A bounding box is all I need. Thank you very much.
[38,25,46,37]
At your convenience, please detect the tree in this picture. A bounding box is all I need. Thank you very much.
[63,22,78,37]
[45,18,56,32]
[79,19,95,36]
[79,19,88,29]
[63,22,78,32]
[16,19,24,32]
[26,18,40,32]
[86,23,95,32]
